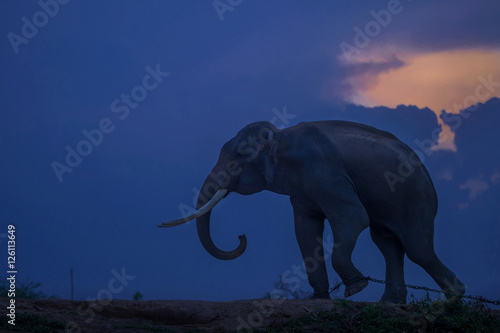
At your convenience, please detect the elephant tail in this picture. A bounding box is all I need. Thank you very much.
[422,164,438,216]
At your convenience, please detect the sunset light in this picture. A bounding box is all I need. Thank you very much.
[342,49,500,150]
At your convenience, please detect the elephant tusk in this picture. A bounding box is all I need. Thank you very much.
[157,189,228,228]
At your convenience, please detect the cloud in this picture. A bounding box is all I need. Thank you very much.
[331,49,500,151]
[382,0,500,52]
[328,0,500,152]
[324,55,405,105]
[459,177,489,200]
[338,49,500,114]
[436,168,453,181]
[491,170,500,185]
[444,97,500,161]
[434,98,500,210]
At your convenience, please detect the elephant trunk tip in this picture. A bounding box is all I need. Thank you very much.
[207,233,247,261]
[221,233,247,261]
[196,212,248,261]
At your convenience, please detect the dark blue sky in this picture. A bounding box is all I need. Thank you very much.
[1,1,499,303]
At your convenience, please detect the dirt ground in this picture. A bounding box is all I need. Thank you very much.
[1,297,499,332]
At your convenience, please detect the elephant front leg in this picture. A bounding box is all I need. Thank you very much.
[292,199,330,299]
[326,209,370,298]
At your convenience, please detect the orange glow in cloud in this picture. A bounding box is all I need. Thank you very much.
[344,49,500,150]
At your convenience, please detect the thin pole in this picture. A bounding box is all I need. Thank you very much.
[70,268,74,300]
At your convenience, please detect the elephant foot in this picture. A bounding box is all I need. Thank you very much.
[444,281,466,300]
[344,278,368,298]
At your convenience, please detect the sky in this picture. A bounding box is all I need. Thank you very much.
[1,1,499,305]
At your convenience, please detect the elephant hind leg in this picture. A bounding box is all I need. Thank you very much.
[370,226,407,304]
[402,221,465,298]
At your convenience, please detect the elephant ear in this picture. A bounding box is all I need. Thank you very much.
[256,130,278,185]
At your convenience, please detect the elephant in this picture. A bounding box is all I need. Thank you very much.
[159,120,465,303]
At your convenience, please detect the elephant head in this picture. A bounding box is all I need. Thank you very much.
[158,121,280,260]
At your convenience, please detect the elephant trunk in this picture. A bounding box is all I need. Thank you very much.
[195,175,247,260]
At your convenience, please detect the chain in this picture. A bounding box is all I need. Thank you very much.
[366,276,450,295]
[329,281,344,293]
[328,276,500,306]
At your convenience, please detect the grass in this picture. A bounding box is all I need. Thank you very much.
[279,303,409,333]
[0,277,56,299]
[406,293,500,333]
[0,313,66,332]
[236,295,500,333]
